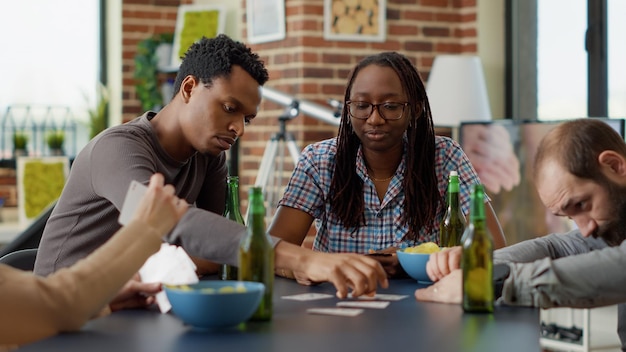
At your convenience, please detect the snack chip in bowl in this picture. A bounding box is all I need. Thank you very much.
[403,242,440,254]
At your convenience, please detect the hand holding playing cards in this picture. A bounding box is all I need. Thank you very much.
[109,173,189,311]
[131,173,189,238]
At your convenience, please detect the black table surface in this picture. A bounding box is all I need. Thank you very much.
[17,277,540,352]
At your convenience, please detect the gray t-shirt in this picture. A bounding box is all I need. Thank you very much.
[34,113,246,275]
[495,230,626,350]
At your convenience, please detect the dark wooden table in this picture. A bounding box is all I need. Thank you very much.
[17,277,541,352]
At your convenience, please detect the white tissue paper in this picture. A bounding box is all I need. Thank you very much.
[139,243,199,313]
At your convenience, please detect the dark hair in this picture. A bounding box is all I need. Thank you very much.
[535,118,626,181]
[173,34,269,94]
[330,52,437,241]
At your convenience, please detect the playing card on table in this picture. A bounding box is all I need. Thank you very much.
[306,308,364,317]
[347,293,409,301]
[281,293,334,301]
[337,301,390,309]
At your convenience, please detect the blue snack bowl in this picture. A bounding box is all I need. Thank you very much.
[164,281,264,329]
[397,250,432,283]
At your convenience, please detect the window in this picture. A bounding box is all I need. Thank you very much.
[608,0,626,117]
[511,0,624,121]
[537,0,587,120]
[0,0,100,155]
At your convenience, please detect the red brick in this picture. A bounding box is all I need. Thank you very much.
[405,41,434,51]
[421,0,451,7]
[389,24,419,36]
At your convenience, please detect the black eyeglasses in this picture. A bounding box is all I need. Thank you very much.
[345,101,408,121]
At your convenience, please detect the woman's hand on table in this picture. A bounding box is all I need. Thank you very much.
[281,246,388,299]
[365,247,404,278]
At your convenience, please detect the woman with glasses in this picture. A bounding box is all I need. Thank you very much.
[268,52,506,278]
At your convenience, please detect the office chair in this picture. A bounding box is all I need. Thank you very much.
[0,201,56,258]
[0,248,38,270]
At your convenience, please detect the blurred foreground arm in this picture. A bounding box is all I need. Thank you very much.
[0,174,188,346]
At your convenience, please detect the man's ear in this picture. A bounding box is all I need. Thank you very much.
[180,75,198,102]
[598,150,626,176]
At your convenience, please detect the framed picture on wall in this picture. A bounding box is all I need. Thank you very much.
[323,0,386,42]
[246,0,286,44]
[171,4,226,67]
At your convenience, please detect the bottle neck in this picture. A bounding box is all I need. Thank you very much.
[448,175,460,193]
[447,176,461,209]
[469,185,486,223]
[246,187,266,230]
[226,178,241,211]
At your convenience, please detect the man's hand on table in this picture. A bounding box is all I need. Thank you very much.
[414,269,462,304]
[109,273,161,311]
[414,246,463,304]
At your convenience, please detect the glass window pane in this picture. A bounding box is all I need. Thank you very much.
[0,0,99,117]
[609,0,626,117]
[537,0,587,120]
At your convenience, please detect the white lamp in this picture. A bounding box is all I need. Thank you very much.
[426,55,492,127]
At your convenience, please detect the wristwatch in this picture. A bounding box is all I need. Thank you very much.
[493,263,511,299]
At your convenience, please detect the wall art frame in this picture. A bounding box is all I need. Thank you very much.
[323,0,386,42]
[171,4,226,67]
[247,0,286,44]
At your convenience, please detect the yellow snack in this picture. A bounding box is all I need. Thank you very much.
[404,242,441,254]
[218,286,235,293]
[166,284,193,291]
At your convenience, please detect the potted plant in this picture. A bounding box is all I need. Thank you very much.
[46,130,65,156]
[134,33,174,112]
[13,130,29,157]
[86,82,110,139]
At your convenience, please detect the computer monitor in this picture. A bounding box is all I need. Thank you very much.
[458,118,625,245]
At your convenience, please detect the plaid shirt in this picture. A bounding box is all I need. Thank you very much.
[278,136,481,253]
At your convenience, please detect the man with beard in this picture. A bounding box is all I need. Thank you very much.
[414,118,626,351]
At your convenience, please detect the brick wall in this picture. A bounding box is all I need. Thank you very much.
[238,0,479,190]
[120,0,478,195]
[121,0,192,123]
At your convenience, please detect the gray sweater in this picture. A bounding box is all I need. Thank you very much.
[34,113,246,275]
[495,230,626,350]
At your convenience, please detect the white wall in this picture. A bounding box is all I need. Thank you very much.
[107,0,123,127]
[478,0,506,119]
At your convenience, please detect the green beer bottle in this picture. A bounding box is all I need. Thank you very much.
[219,176,244,280]
[439,171,466,248]
[238,186,274,320]
[461,184,494,313]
